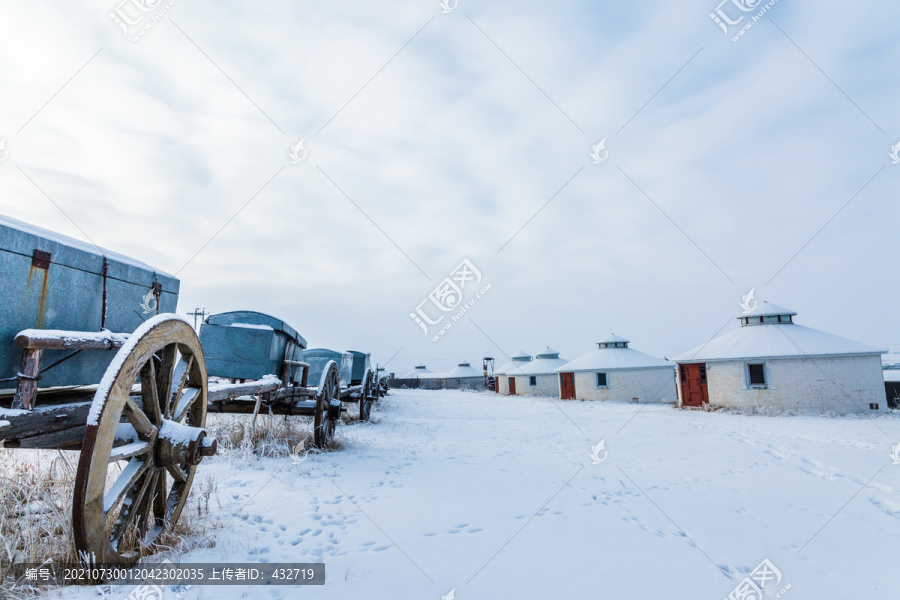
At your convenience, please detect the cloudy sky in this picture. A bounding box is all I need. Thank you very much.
[1,0,898,376]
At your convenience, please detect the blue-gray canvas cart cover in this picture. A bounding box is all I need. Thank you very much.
[303,348,354,387]
[0,214,178,388]
[199,310,307,382]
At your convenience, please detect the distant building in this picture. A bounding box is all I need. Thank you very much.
[508,347,567,396]
[671,301,887,413]
[495,351,532,395]
[555,334,675,403]
[399,364,433,379]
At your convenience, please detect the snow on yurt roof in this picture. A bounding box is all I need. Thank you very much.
[597,333,630,345]
[884,370,900,382]
[495,351,533,375]
[557,335,671,372]
[739,301,797,318]
[672,304,885,362]
[444,361,483,378]
[516,349,567,375]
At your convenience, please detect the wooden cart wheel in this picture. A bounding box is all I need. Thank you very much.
[313,361,340,448]
[73,315,214,565]
[359,369,375,422]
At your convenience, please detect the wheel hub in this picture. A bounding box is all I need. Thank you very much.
[155,419,217,467]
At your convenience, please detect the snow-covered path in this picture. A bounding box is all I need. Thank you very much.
[57,390,900,599]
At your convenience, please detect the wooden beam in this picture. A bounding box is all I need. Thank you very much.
[14,329,129,350]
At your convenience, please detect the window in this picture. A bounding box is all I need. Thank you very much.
[699,365,707,384]
[596,372,608,387]
[747,363,767,387]
[529,376,536,386]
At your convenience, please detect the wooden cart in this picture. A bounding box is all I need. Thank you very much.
[200,312,377,447]
[0,216,380,566]
[0,214,217,565]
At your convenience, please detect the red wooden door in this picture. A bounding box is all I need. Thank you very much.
[508,377,516,395]
[679,364,708,407]
[559,373,576,399]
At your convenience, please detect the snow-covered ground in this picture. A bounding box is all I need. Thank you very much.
[50,389,900,599]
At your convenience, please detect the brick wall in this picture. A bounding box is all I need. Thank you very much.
[570,367,676,403]
[703,355,886,413]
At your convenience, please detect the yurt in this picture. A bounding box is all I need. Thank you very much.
[439,361,484,389]
[671,301,887,413]
[495,351,533,394]
[555,334,675,402]
[399,364,433,379]
[509,347,567,396]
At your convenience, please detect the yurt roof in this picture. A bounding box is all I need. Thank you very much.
[495,351,533,375]
[672,323,885,362]
[515,354,568,375]
[399,364,433,378]
[444,362,483,378]
[557,339,671,372]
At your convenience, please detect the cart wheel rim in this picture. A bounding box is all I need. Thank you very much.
[73,316,209,565]
[314,362,339,448]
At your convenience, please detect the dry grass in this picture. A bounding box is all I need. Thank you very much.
[0,404,356,596]
[0,451,222,598]
[206,412,345,458]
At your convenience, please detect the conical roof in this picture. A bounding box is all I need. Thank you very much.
[495,351,533,375]
[674,303,885,362]
[517,348,567,375]
[399,364,432,378]
[557,335,670,372]
[445,361,483,378]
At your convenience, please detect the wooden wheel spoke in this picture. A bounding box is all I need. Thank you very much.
[156,345,177,418]
[104,458,152,515]
[124,398,155,439]
[109,470,154,549]
[108,440,151,463]
[152,470,168,523]
[132,472,156,541]
[172,386,201,423]
[166,464,188,484]
[170,354,194,412]
[139,360,161,426]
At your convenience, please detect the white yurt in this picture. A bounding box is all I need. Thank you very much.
[671,301,887,413]
[508,347,567,396]
[399,364,433,379]
[495,351,532,394]
[428,361,484,390]
[555,334,675,403]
